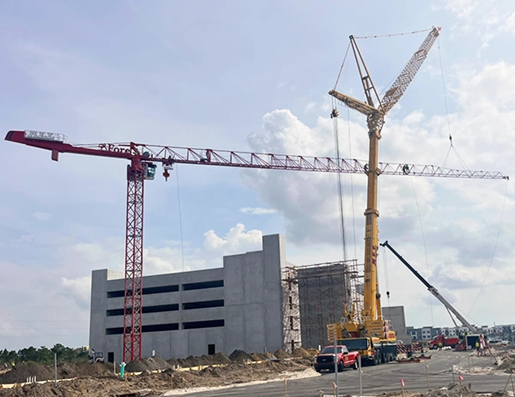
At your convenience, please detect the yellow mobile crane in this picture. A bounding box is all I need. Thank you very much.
[327,27,442,365]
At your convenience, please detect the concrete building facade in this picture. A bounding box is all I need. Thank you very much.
[382,306,411,344]
[89,234,287,363]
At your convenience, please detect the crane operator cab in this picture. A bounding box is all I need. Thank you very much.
[143,163,157,180]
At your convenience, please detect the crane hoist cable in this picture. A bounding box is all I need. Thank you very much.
[438,36,452,140]
[346,106,358,260]
[381,245,391,305]
[175,165,186,271]
[331,100,348,262]
[467,179,509,316]
[438,37,470,171]
[334,42,351,90]
[410,177,434,326]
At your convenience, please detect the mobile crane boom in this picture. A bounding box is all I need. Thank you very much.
[380,240,477,333]
[328,27,442,340]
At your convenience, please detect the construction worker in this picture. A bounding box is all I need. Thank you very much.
[475,340,480,355]
[438,342,443,351]
[479,335,485,356]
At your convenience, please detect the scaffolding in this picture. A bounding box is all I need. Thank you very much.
[281,259,364,350]
[281,267,301,352]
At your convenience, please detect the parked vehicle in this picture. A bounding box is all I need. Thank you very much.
[430,335,460,349]
[314,345,359,373]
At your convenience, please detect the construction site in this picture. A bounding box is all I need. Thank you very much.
[2,3,515,397]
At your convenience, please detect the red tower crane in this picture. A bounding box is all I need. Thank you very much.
[5,130,508,362]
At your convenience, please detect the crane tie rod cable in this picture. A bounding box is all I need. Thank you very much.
[334,42,351,90]
[354,28,433,40]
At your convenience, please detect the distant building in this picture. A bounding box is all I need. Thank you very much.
[383,306,411,344]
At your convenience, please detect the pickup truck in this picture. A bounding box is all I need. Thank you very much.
[314,345,360,373]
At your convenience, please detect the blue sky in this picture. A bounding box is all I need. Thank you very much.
[2,0,515,350]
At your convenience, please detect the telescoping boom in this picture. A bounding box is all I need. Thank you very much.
[380,241,477,333]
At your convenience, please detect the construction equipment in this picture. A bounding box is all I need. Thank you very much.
[380,240,477,333]
[326,27,444,363]
[5,122,506,362]
[88,348,105,364]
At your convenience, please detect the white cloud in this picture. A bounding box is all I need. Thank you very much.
[33,211,52,221]
[61,276,91,308]
[203,223,262,255]
[240,207,277,215]
[437,0,515,47]
[304,102,316,112]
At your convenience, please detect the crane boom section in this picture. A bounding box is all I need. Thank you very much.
[381,241,477,333]
[379,27,441,114]
[5,131,508,180]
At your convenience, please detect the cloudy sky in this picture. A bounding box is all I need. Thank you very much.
[2,0,515,350]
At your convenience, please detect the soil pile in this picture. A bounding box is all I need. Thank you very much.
[273,349,290,359]
[491,391,512,397]
[140,357,171,371]
[425,383,477,397]
[0,360,314,397]
[0,363,54,384]
[0,377,137,397]
[498,356,515,373]
[125,359,148,372]
[292,347,310,358]
[211,353,232,365]
[228,350,253,363]
[306,348,319,357]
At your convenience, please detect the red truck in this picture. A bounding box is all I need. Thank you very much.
[430,334,459,349]
[314,345,360,373]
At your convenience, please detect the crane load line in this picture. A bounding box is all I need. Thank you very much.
[353,28,434,40]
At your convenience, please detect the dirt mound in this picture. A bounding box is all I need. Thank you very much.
[292,347,310,358]
[492,391,512,397]
[211,353,231,364]
[425,383,477,397]
[498,356,515,372]
[177,355,198,367]
[125,356,171,372]
[0,363,54,384]
[229,350,254,363]
[306,348,319,357]
[273,349,291,359]
[0,377,135,397]
[140,356,171,371]
[124,359,148,372]
[0,359,314,396]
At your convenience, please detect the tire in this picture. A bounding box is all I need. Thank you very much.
[338,362,344,372]
[432,345,438,350]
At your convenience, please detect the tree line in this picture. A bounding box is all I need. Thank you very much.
[0,344,88,365]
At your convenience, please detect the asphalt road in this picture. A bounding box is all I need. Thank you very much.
[179,351,511,397]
